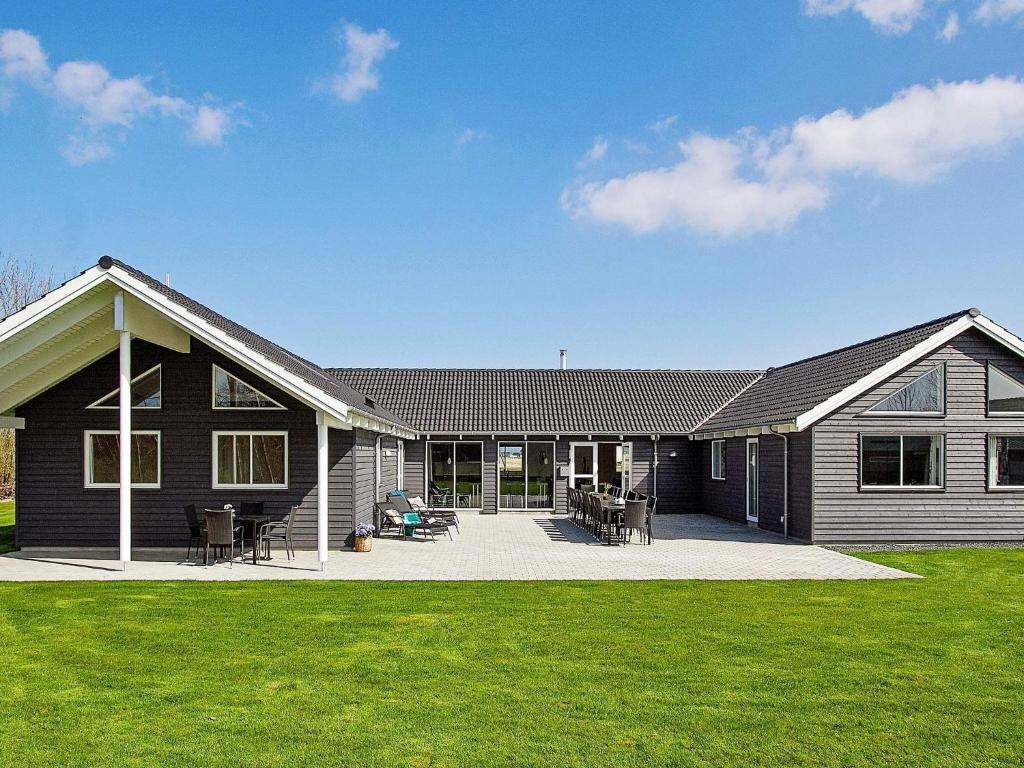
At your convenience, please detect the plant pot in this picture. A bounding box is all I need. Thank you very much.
[354,535,373,553]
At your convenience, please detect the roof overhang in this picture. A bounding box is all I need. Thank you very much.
[692,312,1024,438]
[0,262,417,438]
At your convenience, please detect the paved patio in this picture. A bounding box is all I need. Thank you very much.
[0,514,915,581]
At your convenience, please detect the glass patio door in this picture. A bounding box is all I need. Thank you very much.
[570,442,598,490]
[746,438,759,523]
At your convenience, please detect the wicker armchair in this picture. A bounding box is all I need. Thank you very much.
[622,499,648,544]
[203,508,244,567]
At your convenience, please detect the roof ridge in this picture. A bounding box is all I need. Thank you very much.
[765,308,977,374]
[328,367,765,373]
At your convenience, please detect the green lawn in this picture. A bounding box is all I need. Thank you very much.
[0,499,13,554]
[0,549,1022,767]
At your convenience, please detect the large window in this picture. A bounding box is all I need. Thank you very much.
[498,442,555,510]
[988,364,1024,415]
[866,365,944,414]
[212,365,285,409]
[85,430,161,488]
[427,442,482,508]
[711,440,726,480]
[213,431,288,488]
[88,365,161,409]
[861,434,944,489]
[989,435,1024,489]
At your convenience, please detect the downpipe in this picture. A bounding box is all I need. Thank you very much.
[769,426,789,539]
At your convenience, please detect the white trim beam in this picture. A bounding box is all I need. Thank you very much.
[317,412,329,568]
[118,303,132,565]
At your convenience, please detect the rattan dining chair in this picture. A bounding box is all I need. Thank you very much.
[203,508,244,567]
[183,504,204,560]
[622,499,648,544]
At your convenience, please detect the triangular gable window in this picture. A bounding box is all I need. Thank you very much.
[213,365,285,409]
[988,364,1024,414]
[88,365,161,409]
[867,364,944,414]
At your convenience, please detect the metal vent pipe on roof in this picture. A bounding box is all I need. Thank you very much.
[559,349,567,370]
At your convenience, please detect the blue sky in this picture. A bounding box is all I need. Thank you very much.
[1,1,1023,370]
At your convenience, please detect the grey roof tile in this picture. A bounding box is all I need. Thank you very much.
[103,258,413,429]
[697,309,974,432]
[329,368,762,434]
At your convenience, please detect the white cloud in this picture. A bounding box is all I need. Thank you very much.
[974,0,1024,22]
[939,11,961,40]
[578,136,608,167]
[60,135,113,166]
[0,28,49,80]
[647,115,678,132]
[455,127,480,150]
[802,0,926,34]
[327,22,399,103]
[189,104,238,145]
[0,28,242,163]
[565,76,1024,237]
[623,138,651,154]
[564,135,828,236]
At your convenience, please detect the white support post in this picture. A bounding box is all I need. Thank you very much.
[115,291,131,567]
[317,412,329,570]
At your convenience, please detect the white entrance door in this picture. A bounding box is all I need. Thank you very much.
[569,442,598,490]
[746,438,759,523]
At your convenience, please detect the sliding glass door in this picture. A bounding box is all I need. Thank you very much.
[498,441,555,510]
[427,441,483,509]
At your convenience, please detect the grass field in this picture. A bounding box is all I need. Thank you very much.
[0,546,1022,767]
[0,500,13,554]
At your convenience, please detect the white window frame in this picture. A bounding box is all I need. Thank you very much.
[710,439,726,480]
[987,434,1024,490]
[987,363,1024,417]
[859,433,945,491]
[87,364,162,410]
[84,429,161,489]
[424,440,484,511]
[498,440,556,511]
[212,430,289,489]
[863,364,945,417]
[211,364,286,410]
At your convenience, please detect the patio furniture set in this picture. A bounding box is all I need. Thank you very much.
[183,502,298,566]
[374,490,461,541]
[568,486,656,545]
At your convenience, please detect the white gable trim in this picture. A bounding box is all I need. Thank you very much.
[0,263,417,438]
[793,314,1023,431]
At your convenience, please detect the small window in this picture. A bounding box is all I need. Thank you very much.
[85,430,161,488]
[861,434,943,489]
[213,431,288,488]
[711,440,726,480]
[212,365,285,409]
[88,365,161,409]
[988,364,1024,415]
[989,435,1024,488]
[866,365,943,414]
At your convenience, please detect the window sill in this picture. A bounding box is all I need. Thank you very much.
[86,485,161,490]
[987,485,1024,492]
[212,485,289,491]
[710,476,726,482]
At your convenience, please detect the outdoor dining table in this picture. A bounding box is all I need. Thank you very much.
[591,494,626,546]
[203,509,271,565]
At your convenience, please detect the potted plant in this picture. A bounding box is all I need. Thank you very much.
[354,522,375,552]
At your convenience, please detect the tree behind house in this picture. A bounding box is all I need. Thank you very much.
[0,254,53,498]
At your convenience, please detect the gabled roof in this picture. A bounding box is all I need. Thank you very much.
[0,257,415,437]
[696,308,1024,435]
[329,368,762,435]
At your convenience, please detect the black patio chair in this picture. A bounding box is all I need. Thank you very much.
[376,502,406,538]
[622,499,648,544]
[203,508,244,567]
[183,504,205,560]
[258,505,298,561]
[645,495,657,544]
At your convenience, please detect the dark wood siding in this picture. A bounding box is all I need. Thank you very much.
[811,329,1024,543]
[701,437,748,524]
[377,437,401,500]
[788,431,813,541]
[654,437,701,515]
[14,338,359,549]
